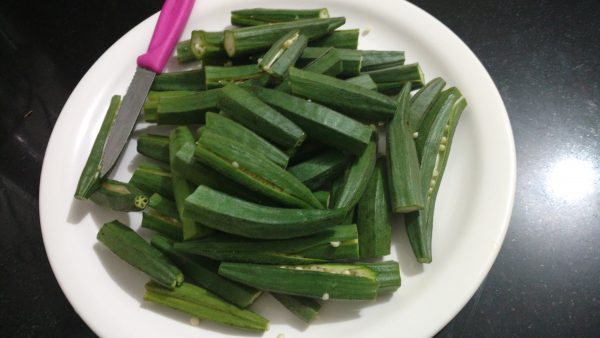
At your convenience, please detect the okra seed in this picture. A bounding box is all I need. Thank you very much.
[428,187,433,195]
[277,333,286,338]
[444,124,450,131]
[433,169,439,177]
[295,266,303,270]
[343,270,351,275]
[322,293,330,301]
[190,317,200,326]
[232,161,240,168]
[439,144,446,152]
[330,241,341,247]
[307,99,312,102]
[257,58,263,63]
[412,132,419,139]
[441,137,448,144]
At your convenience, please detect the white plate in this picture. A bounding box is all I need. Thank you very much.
[40,1,516,337]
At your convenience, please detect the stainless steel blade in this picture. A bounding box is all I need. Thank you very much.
[100,67,155,176]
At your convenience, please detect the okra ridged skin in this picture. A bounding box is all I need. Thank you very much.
[151,235,262,308]
[297,48,362,77]
[144,90,196,123]
[359,50,406,72]
[175,39,195,63]
[309,29,360,49]
[289,67,396,123]
[365,63,425,94]
[287,149,350,190]
[313,190,331,209]
[407,88,467,263]
[386,83,425,212]
[175,224,359,264]
[231,8,329,27]
[223,17,345,57]
[346,74,378,91]
[137,134,170,164]
[259,30,308,79]
[248,86,373,155]
[218,262,380,300]
[74,95,121,199]
[89,179,149,211]
[156,89,221,125]
[97,221,183,288]
[272,293,321,323]
[357,159,392,258]
[204,64,263,89]
[301,47,343,76]
[288,139,324,166]
[205,112,289,168]
[144,281,269,332]
[129,163,174,199]
[183,185,346,239]
[408,77,446,131]
[332,141,377,210]
[141,193,182,241]
[151,68,205,91]
[360,261,401,294]
[190,30,226,60]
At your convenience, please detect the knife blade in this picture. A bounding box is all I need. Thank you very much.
[100,0,195,176]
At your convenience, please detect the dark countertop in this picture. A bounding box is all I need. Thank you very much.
[1,0,598,337]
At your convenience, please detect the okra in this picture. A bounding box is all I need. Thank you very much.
[407,88,466,263]
[218,84,306,149]
[190,30,226,60]
[129,163,174,199]
[409,77,446,131]
[357,159,391,258]
[137,134,170,164]
[274,47,342,92]
[156,89,221,125]
[387,83,424,212]
[195,131,321,209]
[332,141,377,209]
[151,235,262,308]
[287,150,350,190]
[176,40,195,63]
[74,95,120,199]
[144,281,268,332]
[272,293,321,323]
[346,74,378,91]
[313,190,331,209]
[144,90,196,123]
[183,185,346,239]
[151,68,205,91]
[310,29,360,49]
[97,220,183,288]
[360,261,401,294]
[297,48,361,76]
[141,193,182,241]
[223,17,345,57]
[231,8,329,26]
[173,143,270,204]
[259,30,307,79]
[218,262,386,300]
[205,112,289,168]
[89,179,148,211]
[175,224,359,264]
[364,63,425,94]
[170,127,212,240]
[359,50,406,72]
[288,139,324,166]
[247,86,373,155]
[204,64,263,89]
[289,67,396,123]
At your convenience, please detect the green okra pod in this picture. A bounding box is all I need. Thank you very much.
[204,64,263,89]
[231,8,329,26]
[74,95,121,199]
[205,112,290,168]
[359,50,406,72]
[309,29,360,49]
[332,141,377,210]
[183,185,346,239]
[170,127,212,240]
[272,293,321,323]
[313,190,331,209]
[360,261,401,294]
[218,84,306,149]
[288,139,324,166]
[175,224,359,264]
[129,163,174,199]
[89,179,148,211]
[144,90,196,122]
[274,47,342,93]
[144,281,268,332]
[156,89,221,125]
[141,193,182,241]
[387,83,424,212]
[409,77,446,132]
[137,134,170,164]
[195,131,321,209]
[357,158,392,258]
[151,235,262,308]
[364,63,425,94]
[289,67,396,123]
[297,48,361,76]
[218,262,384,300]
[346,74,378,90]
[175,40,195,63]
[151,68,205,91]
[287,150,350,190]
[190,30,226,60]
[97,220,183,288]
[247,86,373,155]
[224,17,345,57]
[259,30,308,79]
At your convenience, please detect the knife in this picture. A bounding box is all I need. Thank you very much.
[100,0,195,176]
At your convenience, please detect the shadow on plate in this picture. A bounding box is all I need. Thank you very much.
[67,198,131,229]
[93,242,146,300]
[392,213,425,277]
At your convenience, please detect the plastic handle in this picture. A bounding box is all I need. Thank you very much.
[137,0,195,73]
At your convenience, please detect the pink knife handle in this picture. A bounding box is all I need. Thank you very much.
[137,0,195,73]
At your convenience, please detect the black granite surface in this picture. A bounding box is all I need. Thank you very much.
[1,0,598,337]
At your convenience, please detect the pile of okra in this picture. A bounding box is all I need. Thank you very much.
[75,8,467,332]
